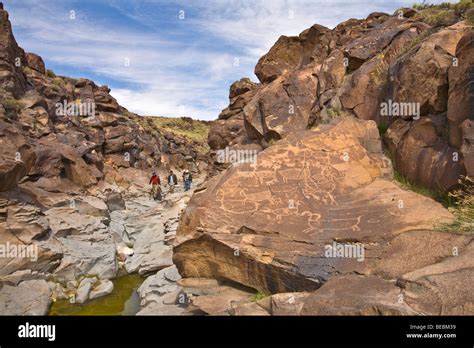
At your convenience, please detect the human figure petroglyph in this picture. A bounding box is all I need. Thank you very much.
[351,216,362,232]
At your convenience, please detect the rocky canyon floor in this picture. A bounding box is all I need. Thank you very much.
[0,169,194,315]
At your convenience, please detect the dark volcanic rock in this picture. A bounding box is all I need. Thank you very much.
[174,118,453,294]
[106,191,126,212]
[209,9,473,194]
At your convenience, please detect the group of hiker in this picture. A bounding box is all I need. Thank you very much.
[149,170,193,200]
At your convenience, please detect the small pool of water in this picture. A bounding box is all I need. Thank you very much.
[49,274,144,316]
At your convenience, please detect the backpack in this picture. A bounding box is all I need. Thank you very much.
[150,175,160,185]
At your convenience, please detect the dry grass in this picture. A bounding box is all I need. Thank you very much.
[149,116,209,142]
[0,88,24,119]
[411,0,473,26]
[136,116,211,154]
[22,66,34,75]
[318,106,348,124]
[46,69,57,78]
[438,176,474,235]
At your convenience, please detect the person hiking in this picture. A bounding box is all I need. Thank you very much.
[184,170,193,192]
[167,170,178,193]
[149,172,161,200]
[182,170,188,190]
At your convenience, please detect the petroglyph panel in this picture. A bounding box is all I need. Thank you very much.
[174,118,453,293]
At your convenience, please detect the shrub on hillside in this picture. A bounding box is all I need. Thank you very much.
[0,93,24,120]
[411,0,473,26]
[46,69,57,78]
[438,176,474,235]
[22,66,33,75]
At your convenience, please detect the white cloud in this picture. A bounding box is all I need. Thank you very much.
[3,0,456,120]
[111,88,225,119]
[6,0,237,119]
[181,0,415,60]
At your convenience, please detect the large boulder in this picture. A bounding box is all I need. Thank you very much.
[0,213,62,276]
[250,68,318,137]
[340,57,382,121]
[0,135,26,191]
[44,207,109,237]
[53,237,117,281]
[174,118,453,294]
[339,19,427,122]
[211,62,320,152]
[18,177,79,210]
[89,279,114,300]
[28,141,63,178]
[388,22,469,116]
[385,117,464,192]
[265,235,474,315]
[5,203,49,243]
[268,276,417,315]
[447,30,474,176]
[254,36,303,84]
[94,87,122,113]
[26,139,101,187]
[106,191,126,211]
[381,22,472,192]
[207,117,246,150]
[400,240,474,315]
[255,24,330,83]
[104,125,130,140]
[25,53,45,75]
[0,279,52,315]
[229,78,258,99]
[58,144,102,187]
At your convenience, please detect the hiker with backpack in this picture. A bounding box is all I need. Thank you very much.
[149,172,162,200]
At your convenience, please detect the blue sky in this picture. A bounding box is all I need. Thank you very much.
[3,0,453,120]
